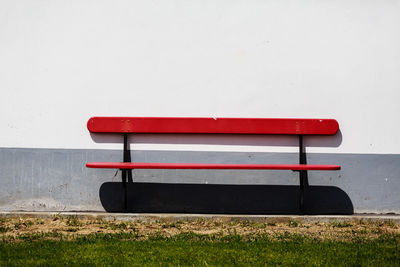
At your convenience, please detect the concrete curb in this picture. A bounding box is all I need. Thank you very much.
[1,211,400,224]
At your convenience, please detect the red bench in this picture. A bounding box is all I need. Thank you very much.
[86,117,340,213]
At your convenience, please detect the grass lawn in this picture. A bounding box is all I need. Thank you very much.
[1,233,399,266]
[1,216,399,266]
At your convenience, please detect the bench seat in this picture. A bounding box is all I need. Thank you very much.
[86,162,340,171]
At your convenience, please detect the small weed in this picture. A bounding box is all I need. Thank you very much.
[162,222,180,229]
[240,220,252,227]
[213,221,222,227]
[94,219,106,226]
[13,220,34,229]
[24,220,34,227]
[382,220,396,228]
[267,222,277,227]
[14,222,22,229]
[372,227,384,234]
[66,216,80,227]
[52,214,62,221]
[358,229,368,234]
[16,231,64,241]
[330,222,353,228]
[0,225,11,233]
[196,218,206,224]
[108,222,127,230]
[352,229,368,235]
[288,220,299,227]
[253,223,265,229]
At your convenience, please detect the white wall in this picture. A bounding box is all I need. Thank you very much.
[1,0,400,154]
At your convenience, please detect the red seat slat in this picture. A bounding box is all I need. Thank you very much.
[87,117,339,135]
[86,162,341,171]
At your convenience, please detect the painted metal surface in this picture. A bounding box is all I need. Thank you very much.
[87,117,339,135]
[86,162,341,170]
[87,117,341,213]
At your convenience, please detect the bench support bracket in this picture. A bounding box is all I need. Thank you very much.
[298,135,309,214]
[121,133,133,212]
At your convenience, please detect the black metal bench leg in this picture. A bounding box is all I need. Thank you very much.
[122,169,127,212]
[298,135,309,215]
[122,133,130,212]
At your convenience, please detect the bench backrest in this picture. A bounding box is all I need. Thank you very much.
[87,117,338,135]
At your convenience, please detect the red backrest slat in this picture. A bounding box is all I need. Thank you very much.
[87,117,338,135]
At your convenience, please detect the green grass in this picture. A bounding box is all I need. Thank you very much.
[1,233,399,266]
[329,221,353,228]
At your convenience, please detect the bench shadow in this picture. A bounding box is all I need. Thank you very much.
[90,130,342,148]
[99,182,353,215]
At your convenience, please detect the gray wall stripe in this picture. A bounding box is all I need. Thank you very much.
[0,148,399,214]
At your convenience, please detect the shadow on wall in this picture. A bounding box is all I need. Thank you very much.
[90,130,343,148]
[99,182,353,215]
[93,126,346,214]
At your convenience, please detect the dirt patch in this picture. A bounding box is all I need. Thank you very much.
[1,215,399,242]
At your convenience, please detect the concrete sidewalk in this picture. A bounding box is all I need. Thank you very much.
[1,211,399,224]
